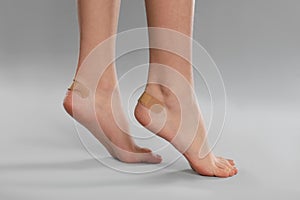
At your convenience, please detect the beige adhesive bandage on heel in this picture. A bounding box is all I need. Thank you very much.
[138,92,165,113]
[68,79,89,98]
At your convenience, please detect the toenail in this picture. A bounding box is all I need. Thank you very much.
[155,154,162,158]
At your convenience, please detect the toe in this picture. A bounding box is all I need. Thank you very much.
[227,159,235,166]
[233,167,238,175]
[229,168,236,176]
[217,157,235,171]
[215,160,228,169]
[214,167,231,178]
[143,153,162,164]
[215,162,236,177]
[137,147,162,164]
[217,156,235,166]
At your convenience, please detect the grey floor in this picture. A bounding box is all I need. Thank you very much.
[1,0,300,199]
[0,53,299,200]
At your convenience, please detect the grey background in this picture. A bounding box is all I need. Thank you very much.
[0,0,299,199]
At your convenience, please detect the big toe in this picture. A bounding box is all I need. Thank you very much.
[137,147,162,164]
[140,152,162,164]
[214,167,233,178]
[215,162,236,177]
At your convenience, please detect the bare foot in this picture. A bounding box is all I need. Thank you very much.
[134,85,238,177]
[63,80,162,164]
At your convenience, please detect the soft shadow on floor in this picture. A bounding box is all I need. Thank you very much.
[2,157,241,189]
[139,169,219,184]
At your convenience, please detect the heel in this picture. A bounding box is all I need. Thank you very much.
[68,79,90,98]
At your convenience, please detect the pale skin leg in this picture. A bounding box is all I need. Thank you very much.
[63,0,162,163]
[134,0,238,177]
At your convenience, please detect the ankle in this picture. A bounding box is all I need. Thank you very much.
[96,79,117,94]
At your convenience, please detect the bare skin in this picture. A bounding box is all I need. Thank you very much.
[63,0,237,177]
[134,0,238,177]
[63,0,161,164]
